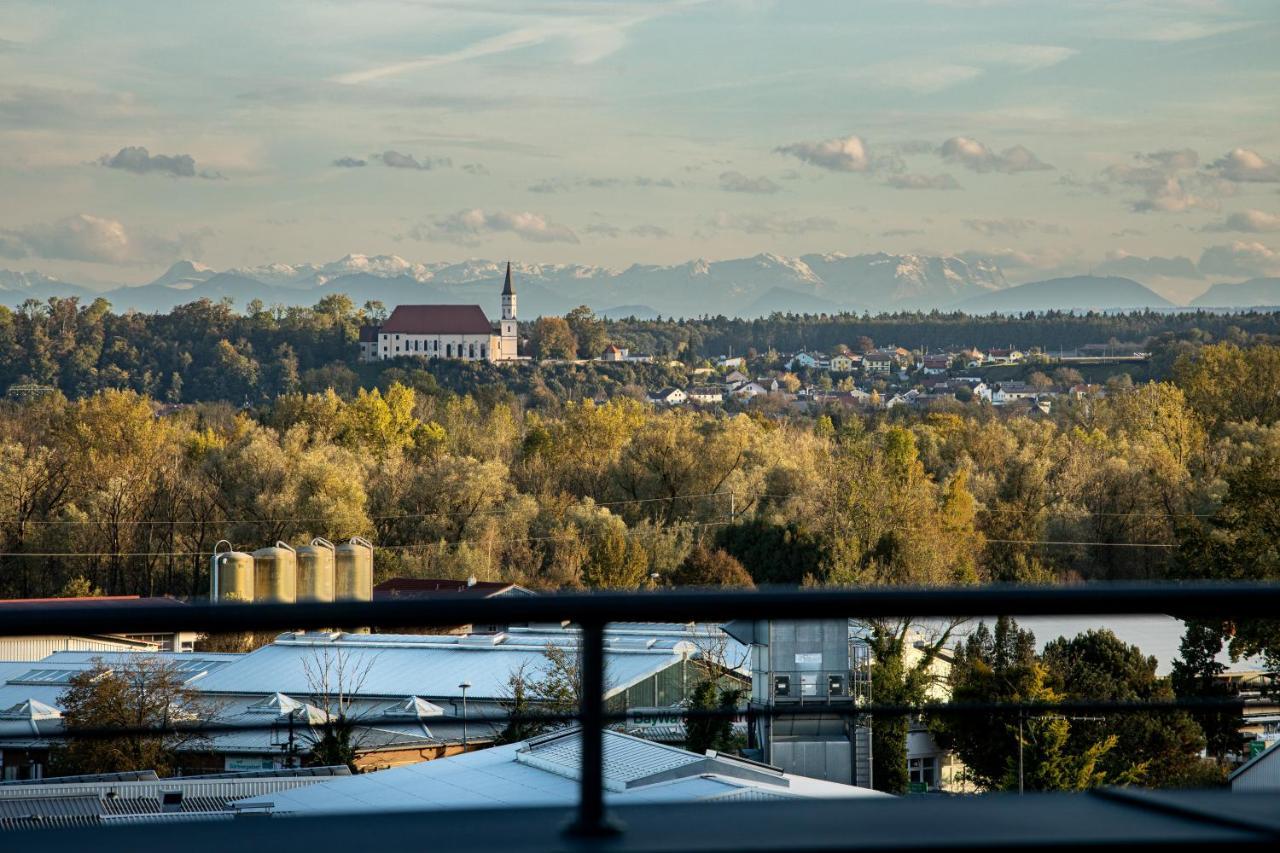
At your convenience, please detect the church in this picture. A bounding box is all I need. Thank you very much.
[359,263,520,363]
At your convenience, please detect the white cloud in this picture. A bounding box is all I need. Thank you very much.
[886,173,960,190]
[375,150,450,170]
[939,137,1052,173]
[963,218,1068,237]
[708,211,837,235]
[98,146,214,178]
[0,213,199,265]
[1095,252,1201,279]
[629,224,670,239]
[1207,148,1280,183]
[1203,209,1280,234]
[415,209,579,244]
[983,43,1077,71]
[1198,241,1280,279]
[776,135,872,172]
[333,156,367,167]
[719,171,780,194]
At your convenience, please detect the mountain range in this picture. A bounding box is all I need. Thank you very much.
[0,254,1273,318]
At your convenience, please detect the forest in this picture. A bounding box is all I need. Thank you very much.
[3,294,1280,403]
[4,296,1279,791]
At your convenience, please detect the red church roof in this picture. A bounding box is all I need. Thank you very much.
[380,305,494,335]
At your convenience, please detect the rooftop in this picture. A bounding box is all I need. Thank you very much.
[233,729,886,815]
[380,305,494,336]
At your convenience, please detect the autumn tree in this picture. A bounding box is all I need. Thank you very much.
[530,316,578,360]
[53,656,213,776]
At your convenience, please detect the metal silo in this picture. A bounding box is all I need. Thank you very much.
[296,537,336,603]
[211,540,255,604]
[335,536,374,601]
[253,541,297,604]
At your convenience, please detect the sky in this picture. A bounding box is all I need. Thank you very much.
[1,0,1278,301]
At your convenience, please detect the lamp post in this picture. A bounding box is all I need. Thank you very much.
[459,681,472,750]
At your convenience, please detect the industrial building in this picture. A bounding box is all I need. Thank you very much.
[231,728,889,816]
[0,767,349,831]
[0,623,739,780]
[0,597,197,658]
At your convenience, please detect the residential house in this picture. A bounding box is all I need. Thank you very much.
[730,381,771,400]
[990,382,1039,406]
[920,354,952,375]
[723,369,750,385]
[984,347,1025,365]
[686,386,725,405]
[829,353,860,373]
[649,387,688,407]
[601,344,627,361]
[787,352,821,370]
[863,349,899,374]
[718,356,746,369]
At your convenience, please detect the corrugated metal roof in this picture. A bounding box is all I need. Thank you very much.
[194,637,684,701]
[0,794,101,819]
[233,730,887,815]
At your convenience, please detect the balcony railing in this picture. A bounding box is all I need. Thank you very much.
[2,581,1278,848]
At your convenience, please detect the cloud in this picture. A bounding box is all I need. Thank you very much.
[719,171,780,194]
[1207,148,1280,183]
[584,223,621,238]
[461,163,489,176]
[413,209,579,244]
[375,150,450,170]
[982,43,1078,71]
[1095,252,1201,279]
[887,173,960,190]
[776,135,872,172]
[97,146,219,178]
[1202,209,1280,234]
[708,212,837,235]
[0,213,200,265]
[963,218,1068,237]
[333,156,367,167]
[882,228,925,237]
[939,137,1053,173]
[1198,241,1280,279]
[629,224,670,239]
[1095,151,1221,213]
[529,176,677,193]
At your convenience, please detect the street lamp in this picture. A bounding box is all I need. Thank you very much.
[459,681,472,750]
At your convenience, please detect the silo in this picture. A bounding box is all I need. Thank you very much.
[253,541,297,604]
[211,540,255,604]
[335,536,374,601]
[296,537,336,603]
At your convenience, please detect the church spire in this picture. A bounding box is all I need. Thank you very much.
[502,261,515,296]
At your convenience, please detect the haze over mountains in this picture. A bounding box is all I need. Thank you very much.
[0,253,1275,318]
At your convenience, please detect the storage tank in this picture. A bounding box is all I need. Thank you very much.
[253,541,297,604]
[335,536,374,601]
[296,537,336,603]
[211,540,255,604]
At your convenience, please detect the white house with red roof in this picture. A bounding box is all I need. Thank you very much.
[359,263,520,363]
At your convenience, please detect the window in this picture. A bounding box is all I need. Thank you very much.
[446,344,452,357]
[469,343,476,358]
[773,675,790,697]
[909,757,937,788]
[799,673,818,696]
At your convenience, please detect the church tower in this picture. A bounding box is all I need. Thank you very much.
[499,262,518,359]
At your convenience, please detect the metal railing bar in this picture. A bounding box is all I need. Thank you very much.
[2,581,1279,637]
[30,698,1252,743]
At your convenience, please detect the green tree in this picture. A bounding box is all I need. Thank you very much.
[565,305,607,359]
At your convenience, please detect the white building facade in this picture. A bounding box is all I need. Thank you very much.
[361,263,519,363]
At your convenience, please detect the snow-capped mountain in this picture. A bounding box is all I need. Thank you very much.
[0,251,1019,317]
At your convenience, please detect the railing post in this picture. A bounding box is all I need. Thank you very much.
[567,619,621,837]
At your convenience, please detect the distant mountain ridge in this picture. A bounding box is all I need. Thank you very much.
[957,275,1175,313]
[1190,278,1280,309]
[0,252,1212,318]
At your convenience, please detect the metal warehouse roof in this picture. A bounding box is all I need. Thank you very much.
[193,632,690,700]
[233,729,886,815]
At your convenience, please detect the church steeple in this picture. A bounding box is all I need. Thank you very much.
[502,261,515,297]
